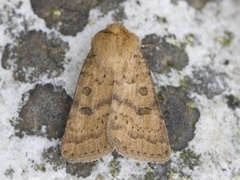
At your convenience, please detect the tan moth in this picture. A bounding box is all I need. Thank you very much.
[61,23,171,163]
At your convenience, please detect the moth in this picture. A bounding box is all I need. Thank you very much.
[61,23,171,163]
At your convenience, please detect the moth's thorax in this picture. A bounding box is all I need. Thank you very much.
[92,23,140,69]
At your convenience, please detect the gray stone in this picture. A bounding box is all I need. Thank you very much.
[15,84,72,139]
[1,31,68,82]
[158,86,200,151]
[142,34,189,74]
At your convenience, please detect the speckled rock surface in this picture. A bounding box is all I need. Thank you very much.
[142,34,189,73]
[183,66,228,99]
[0,0,239,179]
[31,0,98,36]
[30,0,126,36]
[1,31,68,82]
[159,86,200,151]
[15,84,72,139]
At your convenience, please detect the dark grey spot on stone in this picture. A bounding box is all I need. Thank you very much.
[1,31,68,82]
[30,0,100,36]
[82,87,92,96]
[79,107,92,116]
[14,84,72,139]
[66,158,96,177]
[112,149,124,160]
[142,34,188,74]
[4,167,15,179]
[42,145,66,172]
[137,107,151,115]
[158,86,200,151]
[148,161,170,179]
[226,95,240,110]
[179,149,201,170]
[139,86,148,96]
[223,59,229,65]
[183,66,228,99]
[97,0,127,21]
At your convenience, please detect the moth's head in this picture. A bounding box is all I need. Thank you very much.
[103,23,135,37]
[91,23,140,63]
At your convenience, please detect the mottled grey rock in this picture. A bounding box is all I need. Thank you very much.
[108,159,121,178]
[148,162,170,180]
[148,149,201,179]
[1,30,68,82]
[42,145,66,171]
[183,66,228,99]
[171,0,212,10]
[66,161,96,178]
[97,0,126,21]
[15,84,72,139]
[142,34,189,74]
[226,95,240,110]
[158,86,200,151]
[4,167,15,179]
[30,0,127,36]
[31,0,99,36]
[179,149,201,170]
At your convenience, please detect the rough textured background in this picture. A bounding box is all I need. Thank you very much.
[0,0,239,179]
